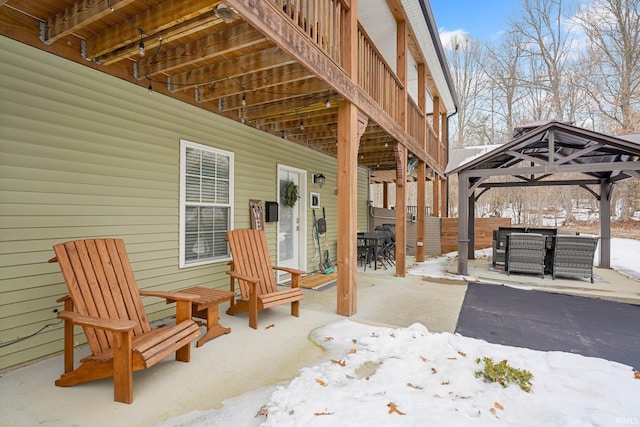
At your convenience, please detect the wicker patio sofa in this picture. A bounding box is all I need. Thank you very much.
[552,235,599,283]
[506,233,546,278]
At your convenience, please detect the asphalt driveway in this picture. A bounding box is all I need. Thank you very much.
[455,283,640,369]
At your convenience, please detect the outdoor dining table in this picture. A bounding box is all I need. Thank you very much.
[357,232,386,270]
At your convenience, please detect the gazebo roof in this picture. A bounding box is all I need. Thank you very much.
[447,121,640,184]
[448,121,640,276]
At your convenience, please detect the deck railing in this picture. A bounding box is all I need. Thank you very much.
[407,98,424,143]
[273,0,346,65]
[272,0,445,170]
[357,23,403,123]
[426,126,439,161]
[407,205,433,217]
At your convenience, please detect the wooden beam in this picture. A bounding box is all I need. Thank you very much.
[271,112,337,131]
[169,47,295,92]
[197,63,313,102]
[243,96,333,122]
[85,0,216,59]
[98,11,222,65]
[213,78,328,112]
[41,0,136,45]
[137,22,267,77]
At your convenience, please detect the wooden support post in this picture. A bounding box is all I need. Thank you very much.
[335,0,359,316]
[382,183,389,209]
[394,144,407,277]
[440,177,447,217]
[416,161,426,262]
[336,102,364,316]
[433,96,440,138]
[433,176,441,217]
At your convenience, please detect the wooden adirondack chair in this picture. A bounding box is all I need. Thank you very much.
[50,238,201,404]
[226,229,305,329]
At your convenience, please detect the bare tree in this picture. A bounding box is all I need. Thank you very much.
[510,0,574,121]
[574,0,640,133]
[485,30,527,139]
[444,35,491,147]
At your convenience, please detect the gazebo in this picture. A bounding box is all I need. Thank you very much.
[446,121,640,275]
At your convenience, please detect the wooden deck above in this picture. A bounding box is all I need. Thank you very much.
[0,0,451,180]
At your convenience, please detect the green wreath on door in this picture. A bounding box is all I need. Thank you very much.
[282,180,300,207]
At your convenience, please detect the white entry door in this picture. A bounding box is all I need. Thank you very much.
[277,165,307,283]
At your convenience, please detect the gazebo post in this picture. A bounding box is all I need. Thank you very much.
[468,192,475,260]
[458,171,470,275]
[599,180,612,268]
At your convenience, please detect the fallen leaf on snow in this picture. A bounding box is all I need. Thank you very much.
[431,367,438,374]
[495,402,504,410]
[331,359,346,367]
[315,378,326,386]
[324,336,334,342]
[634,370,640,380]
[314,411,333,416]
[387,402,405,415]
[441,380,450,385]
[349,348,357,354]
[407,383,423,389]
[420,355,428,362]
[458,351,467,357]
[255,405,268,417]
[265,324,275,330]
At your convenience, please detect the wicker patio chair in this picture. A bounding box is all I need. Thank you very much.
[492,226,526,266]
[552,235,599,283]
[506,233,546,278]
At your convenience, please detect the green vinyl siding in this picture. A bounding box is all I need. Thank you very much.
[0,36,369,370]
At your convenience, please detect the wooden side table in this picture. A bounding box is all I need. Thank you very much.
[171,286,234,347]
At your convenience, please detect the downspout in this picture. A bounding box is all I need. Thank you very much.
[417,0,459,217]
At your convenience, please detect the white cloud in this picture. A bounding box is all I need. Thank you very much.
[439,28,469,50]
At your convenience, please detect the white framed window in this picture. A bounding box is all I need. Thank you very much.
[179,139,234,268]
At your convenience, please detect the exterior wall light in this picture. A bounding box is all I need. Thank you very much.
[313,173,326,188]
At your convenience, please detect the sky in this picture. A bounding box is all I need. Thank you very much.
[156,238,640,427]
[429,0,520,42]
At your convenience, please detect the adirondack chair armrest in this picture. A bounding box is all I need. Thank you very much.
[139,290,199,302]
[226,271,260,303]
[56,311,137,332]
[139,290,198,323]
[272,266,305,288]
[56,294,71,303]
[272,266,306,276]
[226,270,260,286]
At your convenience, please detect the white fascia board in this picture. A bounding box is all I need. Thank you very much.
[402,0,456,113]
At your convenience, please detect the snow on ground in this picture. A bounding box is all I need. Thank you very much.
[157,320,640,427]
[156,238,640,427]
